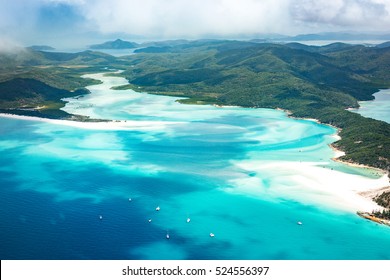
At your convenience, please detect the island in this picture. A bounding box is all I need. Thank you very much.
[89,39,138,49]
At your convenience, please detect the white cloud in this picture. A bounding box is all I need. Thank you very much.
[1,0,389,45]
[66,0,390,37]
[0,38,24,53]
[291,0,390,31]
[75,0,293,38]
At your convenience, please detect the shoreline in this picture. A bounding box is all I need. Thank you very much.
[0,112,183,131]
[272,107,390,214]
[357,211,390,226]
[2,89,389,220]
[277,107,387,171]
[2,108,389,216]
[232,159,389,214]
[359,186,390,201]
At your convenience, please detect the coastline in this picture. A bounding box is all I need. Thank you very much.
[232,159,389,213]
[0,112,183,131]
[276,106,390,214]
[359,185,390,200]
[328,126,390,212]
[357,211,390,226]
[277,106,382,170]
[2,100,389,220]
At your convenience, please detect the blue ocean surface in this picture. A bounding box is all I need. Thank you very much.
[1,73,390,260]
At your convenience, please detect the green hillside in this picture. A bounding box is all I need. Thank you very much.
[0,49,120,119]
[0,40,389,176]
[118,41,390,174]
[0,77,90,119]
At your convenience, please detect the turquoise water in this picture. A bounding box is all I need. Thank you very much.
[350,89,390,123]
[1,73,390,260]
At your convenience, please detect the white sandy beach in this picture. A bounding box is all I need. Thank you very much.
[0,113,183,131]
[230,159,389,213]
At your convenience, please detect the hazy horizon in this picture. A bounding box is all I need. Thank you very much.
[1,0,390,49]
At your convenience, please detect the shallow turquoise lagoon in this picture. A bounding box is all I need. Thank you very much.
[1,73,390,260]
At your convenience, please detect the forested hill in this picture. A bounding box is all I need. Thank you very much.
[121,40,390,173]
[127,41,390,105]
[89,39,138,49]
[0,40,390,174]
[0,49,123,119]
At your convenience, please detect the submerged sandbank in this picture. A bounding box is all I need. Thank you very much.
[230,160,389,213]
[4,111,385,215]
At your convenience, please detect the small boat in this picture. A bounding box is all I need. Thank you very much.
[187,218,191,223]
[166,231,170,239]
[148,219,152,223]
[156,206,160,211]
[297,221,303,225]
[99,215,103,220]
[128,198,132,202]
[210,233,215,237]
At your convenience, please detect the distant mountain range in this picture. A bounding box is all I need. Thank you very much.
[250,32,390,42]
[88,33,390,52]
[27,45,55,51]
[288,32,390,41]
[89,39,138,49]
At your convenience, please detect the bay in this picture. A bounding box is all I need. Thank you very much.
[349,89,390,124]
[1,73,389,260]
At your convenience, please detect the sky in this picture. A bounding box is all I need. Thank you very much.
[0,0,390,48]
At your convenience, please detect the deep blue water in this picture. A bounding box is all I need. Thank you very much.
[1,74,390,260]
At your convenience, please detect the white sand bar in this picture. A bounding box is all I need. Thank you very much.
[230,160,389,213]
[0,113,183,131]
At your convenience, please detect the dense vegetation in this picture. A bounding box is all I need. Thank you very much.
[121,40,390,175]
[371,209,390,220]
[0,40,389,179]
[374,191,390,208]
[0,48,124,119]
